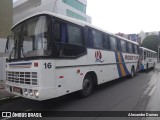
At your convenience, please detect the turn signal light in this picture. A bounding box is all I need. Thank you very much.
[34,62,38,67]
[77,69,80,73]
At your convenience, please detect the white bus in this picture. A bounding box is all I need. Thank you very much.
[139,47,157,71]
[5,12,139,101]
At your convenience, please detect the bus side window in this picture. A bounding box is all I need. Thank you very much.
[132,44,135,53]
[148,52,150,57]
[126,42,129,53]
[87,28,94,48]
[92,30,103,49]
[53,21,67,43]
[67,24,83,46]
[146,51,148,57]
[120,40,127,53]
[144,51,146,60]
[53,23,61,42]
[137,46,139,54]
[134,45,138,54]
[103,34,110,50]
[109,36,117,51]
[128,43,133,53]
[117,39,121,52]
[53,21,67,57]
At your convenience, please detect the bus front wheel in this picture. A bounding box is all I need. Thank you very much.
[80,75,94,97]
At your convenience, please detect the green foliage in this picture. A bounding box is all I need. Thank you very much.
[142,35,160,52]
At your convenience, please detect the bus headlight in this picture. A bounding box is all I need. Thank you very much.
[34,90,39,98]
[24,89,28,95]
[29,89,33,96]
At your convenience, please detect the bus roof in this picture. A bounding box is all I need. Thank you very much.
[12,11,138,45]
[139,47,157,53]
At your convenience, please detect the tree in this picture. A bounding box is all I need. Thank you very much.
[142,35,160,52]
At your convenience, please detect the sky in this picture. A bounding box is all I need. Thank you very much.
[87,0,160,34]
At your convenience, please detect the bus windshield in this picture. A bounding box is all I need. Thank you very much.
[11,16,51,60]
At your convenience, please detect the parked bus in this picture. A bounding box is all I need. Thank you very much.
[5,12,139,101]
[139,47,157,71]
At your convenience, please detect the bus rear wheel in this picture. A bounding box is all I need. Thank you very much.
[146,63,149,71]
[153,62,155,69]
[80,75,94,97]
[130,67,135,78]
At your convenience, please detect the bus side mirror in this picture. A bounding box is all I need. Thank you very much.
[5,36,10,52]
[5,35,14,53]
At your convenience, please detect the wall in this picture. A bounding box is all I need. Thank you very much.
[0,38,7,53]
[0,0,13,38]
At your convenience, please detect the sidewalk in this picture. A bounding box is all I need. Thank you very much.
[0,80,15,100]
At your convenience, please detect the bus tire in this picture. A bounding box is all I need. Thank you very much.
[130,66,135,78]
[146,63,149,71]
[80,75,94,97]
[153,62,155,69]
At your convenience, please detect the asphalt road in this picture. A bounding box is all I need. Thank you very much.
[1,64,160,120]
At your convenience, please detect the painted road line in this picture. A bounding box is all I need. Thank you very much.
[149,86,156,96]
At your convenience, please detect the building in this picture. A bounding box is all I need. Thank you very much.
[115,32,128,38]
[13,0,91,25]
[138,31,159,42]
[0,0,13,80]
[115,32,141,45]
[116,31,160,46]
[0,0,13,52]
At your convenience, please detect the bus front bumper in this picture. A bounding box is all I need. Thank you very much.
[5,84,54,101]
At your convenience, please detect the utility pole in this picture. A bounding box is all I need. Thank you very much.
[158,32,160,62]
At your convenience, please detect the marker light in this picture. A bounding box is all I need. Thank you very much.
[77,69,80,73]
[34,62,38,67]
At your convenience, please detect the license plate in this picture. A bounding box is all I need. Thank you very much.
[13,87,21,94]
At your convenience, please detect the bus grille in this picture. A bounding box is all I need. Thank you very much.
[6,71,38,85]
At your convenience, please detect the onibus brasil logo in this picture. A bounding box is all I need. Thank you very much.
[95,51,104,63]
